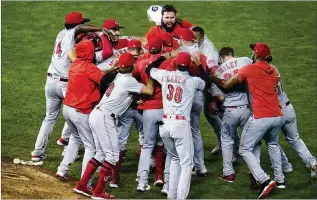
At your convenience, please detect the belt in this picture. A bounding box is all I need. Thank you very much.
[47,73,68,82]
[163,114,186,120]
[225,105,249,109]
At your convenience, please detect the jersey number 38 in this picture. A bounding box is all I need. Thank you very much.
[166,84,183,103]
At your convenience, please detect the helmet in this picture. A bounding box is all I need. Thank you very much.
[147,5,163,26]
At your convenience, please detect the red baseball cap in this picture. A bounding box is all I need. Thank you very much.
[178,28,195,41]
[176,52,191,67]
[250,42,271,57]
[65,11,90,25]
[103,19,124,30]
[146,36,163,50]
[160,33,173,47]
[128,39,142,49]
[118,52,135,68]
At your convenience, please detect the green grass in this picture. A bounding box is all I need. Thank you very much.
[2,1,317,199]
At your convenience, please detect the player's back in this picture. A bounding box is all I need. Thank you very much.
[161,70,204,118]
[216,57,252,106]
[97,73,142,116]
[48,28,77,78]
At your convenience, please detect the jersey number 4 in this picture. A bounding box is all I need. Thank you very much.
[166,84,183,103]
[55,41,62,57]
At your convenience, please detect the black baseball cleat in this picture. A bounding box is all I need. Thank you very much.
[276,181,286,189]
[257,179,277,199]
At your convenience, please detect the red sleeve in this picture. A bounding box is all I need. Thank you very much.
[145,26,159,39]
[238,65,250,83]
[180,19,194,28]
[100,35,113,60]
[87,64,105,84]
[199,55,207,71]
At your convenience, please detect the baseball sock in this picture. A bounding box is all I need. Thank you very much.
[112,151,124,184]
[155,146,164,180]
[79,157,101,187]
[94,161,114,194]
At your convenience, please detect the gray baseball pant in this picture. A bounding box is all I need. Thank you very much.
[280,104,317,168]
[118,108,144,151]
[137,109,163,184]
[61,105,96,178]
[221,106,251,175]
[239,115,284,183]
[190,101,206,171]
[32,77,71,156]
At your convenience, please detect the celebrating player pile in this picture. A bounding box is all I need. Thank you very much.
[30,4,317,200]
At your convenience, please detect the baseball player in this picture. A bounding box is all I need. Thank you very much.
[177,28,209,176]
[145,5,192,45]
[215,47,253,182]
[109,40,145,188]
[73,52,154,199]
[55,40,116,181]
[192,26,223,155]
[210,42,284,199]
[147,5,195,29]
[31,11,105,162]
[249,44,317,179]
[146,52,207,199]
[95,19,148,68]
[135,36,172,191]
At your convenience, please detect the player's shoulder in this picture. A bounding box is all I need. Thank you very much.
[114,39,129,49]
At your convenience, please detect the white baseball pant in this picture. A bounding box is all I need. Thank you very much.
[159,117,194,199]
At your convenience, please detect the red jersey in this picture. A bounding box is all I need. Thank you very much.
[238,61,282,119]
[145,24,183,49]
[64,40,104,114]
[133,54,163,110]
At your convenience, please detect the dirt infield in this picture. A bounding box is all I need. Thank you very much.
[1,158,84,199]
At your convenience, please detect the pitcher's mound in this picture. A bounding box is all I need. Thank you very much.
[1,158,84,199]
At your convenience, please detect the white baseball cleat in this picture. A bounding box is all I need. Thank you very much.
[137,183,150,192]
[109,183,119,188]
[161,183,169,195]
[56,169,68,181]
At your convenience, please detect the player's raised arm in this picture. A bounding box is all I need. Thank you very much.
[191,53,211,89]
[75,24,103,34]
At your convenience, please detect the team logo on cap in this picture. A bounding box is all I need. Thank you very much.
[152,6,159,11]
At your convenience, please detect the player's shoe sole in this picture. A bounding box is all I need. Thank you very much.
[257,180,277,199]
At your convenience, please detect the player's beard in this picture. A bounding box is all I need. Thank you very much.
[161,20,176,33]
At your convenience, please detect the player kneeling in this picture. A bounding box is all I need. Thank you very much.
[73,53,154,199]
